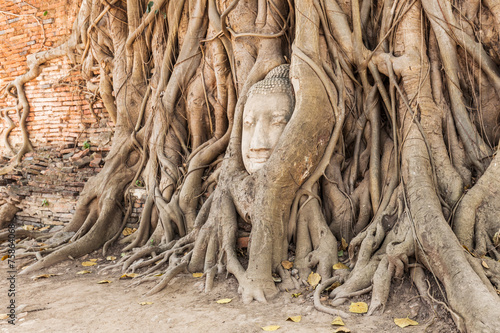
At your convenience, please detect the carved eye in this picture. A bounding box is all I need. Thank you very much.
[271,116,287,125]
[243,117,253,126]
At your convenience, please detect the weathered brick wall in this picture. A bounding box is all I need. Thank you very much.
[0,0,146,229]
[0,0,113,155]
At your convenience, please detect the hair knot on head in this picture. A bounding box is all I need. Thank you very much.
[247,64,293,98]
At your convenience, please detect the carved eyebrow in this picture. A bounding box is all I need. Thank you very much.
[272,111,288,117]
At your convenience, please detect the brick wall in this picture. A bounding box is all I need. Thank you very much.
[0,0,113,155]
[0,0,145,230]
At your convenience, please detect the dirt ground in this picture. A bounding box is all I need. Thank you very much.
[0,249,458,333]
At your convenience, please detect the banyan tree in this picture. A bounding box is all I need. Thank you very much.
[4,0,500,331]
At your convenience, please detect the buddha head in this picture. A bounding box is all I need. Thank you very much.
[242,64,295,174]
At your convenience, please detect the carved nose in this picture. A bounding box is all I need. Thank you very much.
[250,121,271,150]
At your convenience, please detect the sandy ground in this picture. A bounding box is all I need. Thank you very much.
[0,251,457,333]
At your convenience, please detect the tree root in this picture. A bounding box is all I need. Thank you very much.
[314,276,351,317]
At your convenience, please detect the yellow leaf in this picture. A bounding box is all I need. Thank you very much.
[331,316,345,326]
[192,272,204,278]
[482,260,490,269]
[77,270,91,275]
[106,256,116,261]
[325,281,342,292]
[349,302,368,314]
[122,227,137,236]
[493,231,500,247]
[0,314,8,320]
[216,298,232,304]
[307,272,321,288]
[89,258,98,262]
[262,325,280,331]
[154,273,163,277]
[1,255,9,261]
[286,315,301,322]
[281,260,293,270]
[82,261,97,266]
[394,317,418,328]
[22,225,35,231]
[291,292,302,298]
[463,245,475,256]
[341,238,348,250]
[139,302,153,305]
[39,226,50,231]
[334,328,351,332]
[33,274,58,280]
[97,280,112,284]
[120,273,138,279]
[333,263,349,270]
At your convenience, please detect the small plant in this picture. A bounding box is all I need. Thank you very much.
[150,239,154,246]
[83,140,91,149]
[41,199,49,207]
[135,179,143,187]
[43,10,48,16]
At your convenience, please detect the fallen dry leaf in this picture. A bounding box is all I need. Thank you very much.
[82,261,97,267]
[262,325,280,331]
[22,225,35,231]
[341,238,348,250]
[394,317,418,328]
[76,270,91,275]
[216,298,232,304]
[307,272,321,288]
[122,227,137,236]
[119,273,138,279]
[493,231,500,247]
[482,261,490,269]
[89,258,98,262]
[291,292,302,298]
[325,281,341,292]
[0,314,8,320]
[139,302,153,305]
[286,315,301,322]
[33,274,58,280]
[331,316,345,326]
[1,255,9,261]
[39,226,50,231]
[154,273,163,277]
[462,245,475,256]
[349,302,368,314]
[281,260,293,270]
[192,272,204,278]
[332,263,349,270]
[106,256,116,261]
[334,328,351,332]
[97,280,112,284]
